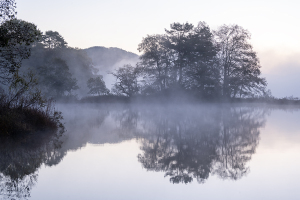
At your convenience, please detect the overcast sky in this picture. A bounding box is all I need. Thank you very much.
[17,0,300,98]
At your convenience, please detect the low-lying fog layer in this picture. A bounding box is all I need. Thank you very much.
[1,103,300,200]
[58,103,267,181]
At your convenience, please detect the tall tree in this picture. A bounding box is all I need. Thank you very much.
[135,22,268,99]
[184,22,220,96]
[111,64,139,97]
[87,76,109,96]
[42,31,67,49]
[0,19,41,84]
[35,58,78,98]
[214,25,266,98]
[21,32,96,98]
[0,0,16,24]
[138,22,220,97]
[164,22,195,86]
[138,34,171,92]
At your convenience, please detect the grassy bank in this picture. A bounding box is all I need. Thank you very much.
[0,105,63,137]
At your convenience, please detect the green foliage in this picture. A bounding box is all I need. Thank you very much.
[87,76,109,95]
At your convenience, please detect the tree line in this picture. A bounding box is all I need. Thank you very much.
[112,22,267,99]
[0,0,268,102]
[0,0,66,136]
[0,1,108,101]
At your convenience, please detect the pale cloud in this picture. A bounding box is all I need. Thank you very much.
[260,51,300,98]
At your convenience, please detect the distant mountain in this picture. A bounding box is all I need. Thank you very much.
[84,46,140,89]
[84,46,139,73]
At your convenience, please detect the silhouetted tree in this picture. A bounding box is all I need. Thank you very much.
[111,64,140,97]
[0,0,16,24]
[136,22,268,99]
[21,33,96,97]
[138,34,171,92]
[214,25,266,98]
[87,75,109,95]
[42,30,67,49]
[183,22,220,97]
[164,22,195,86]
[4,70,45,109]
[35,58,79,98]
[0,19,41,84]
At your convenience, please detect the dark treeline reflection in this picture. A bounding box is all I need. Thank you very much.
[0,130,64,199]
[0,104,269,197]
[113,105,267,184]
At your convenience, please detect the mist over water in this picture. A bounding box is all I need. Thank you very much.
[1,103,299,199]
[2,1,300,199]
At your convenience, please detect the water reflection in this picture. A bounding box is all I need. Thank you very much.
[0,103,272,199]
[0,129,64,199]
[134,106,267,183]
[215,108,265,180]
[62,104,268,184]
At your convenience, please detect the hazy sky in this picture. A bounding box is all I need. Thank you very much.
[17,0,300,98]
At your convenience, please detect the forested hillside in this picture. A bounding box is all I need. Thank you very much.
[84,46,139,90]
[84,46,139,72]
[20,44,139,97]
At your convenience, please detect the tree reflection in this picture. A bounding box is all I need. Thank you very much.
[112,106,140,139]
[135,105,266,184]
[0,129,64,199]
[214,108,264,180]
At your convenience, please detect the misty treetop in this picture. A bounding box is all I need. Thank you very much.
[87,76,109,96]
[33,58,79,98]
[42,31,68,49]
[0,0,16,24]
[20,30,99,98]
[85,46,139,72]
[0,19,41,84]
[214,25,266,98]
[112,22,267,99]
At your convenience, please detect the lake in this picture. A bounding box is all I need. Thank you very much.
[1,103,300,200]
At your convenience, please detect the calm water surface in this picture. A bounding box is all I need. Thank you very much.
[1,103,300,200]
